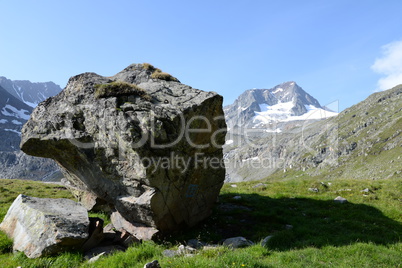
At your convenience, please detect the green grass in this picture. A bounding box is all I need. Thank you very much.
[0,177,401,267]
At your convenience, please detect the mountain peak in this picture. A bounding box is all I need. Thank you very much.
[224,82,335,129]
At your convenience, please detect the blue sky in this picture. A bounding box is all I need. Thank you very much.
[1,0,402,111]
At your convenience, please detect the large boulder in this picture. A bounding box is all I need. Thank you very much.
[0,194,89,258]
[20,63,227,236]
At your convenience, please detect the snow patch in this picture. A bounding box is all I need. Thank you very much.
[1,104,30,120]
[273,87,284,94]
[12,120,23,125]
[4,129,21,135]
[24,100,38,108]
[0,119,7,124]
[225,139,234,145]
[253,102,338,126]
[265,128,282,133]
[254,101,294,123]
[283,105,338,121]
[242,156,259,162]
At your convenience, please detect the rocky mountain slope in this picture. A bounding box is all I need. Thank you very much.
[0,85,59,180]
[224,84,402,182]
[0,76,62,107]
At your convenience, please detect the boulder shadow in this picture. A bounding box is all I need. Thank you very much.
[176,193,402,251]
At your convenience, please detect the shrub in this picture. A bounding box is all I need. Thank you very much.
[142,63,156,71]
[151,71,179,82]
[142,63,179,82]
[94,81,151,101]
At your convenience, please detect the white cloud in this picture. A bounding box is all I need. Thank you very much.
[371,40,402,91]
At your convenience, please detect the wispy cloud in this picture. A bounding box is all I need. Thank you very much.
[371,40,402,91]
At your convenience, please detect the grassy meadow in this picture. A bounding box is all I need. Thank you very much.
[0,176,401,268]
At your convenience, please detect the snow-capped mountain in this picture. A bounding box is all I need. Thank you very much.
[0,85,59,180]
[224,81,338,130]
[223,81,339,182]
[0,76,62,107]
[0,77,62,180]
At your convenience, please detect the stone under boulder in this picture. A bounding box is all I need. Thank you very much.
[20,63,227,237]
[0,194,89,258]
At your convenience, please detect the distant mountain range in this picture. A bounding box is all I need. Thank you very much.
[0,76,62,107]
[0,77,62,180]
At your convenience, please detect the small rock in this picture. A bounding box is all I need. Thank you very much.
[162,246,196,258]
[144,260,161,268]
[177,244,197,255]
[233,196,242,200]
[308,188,319,192]
[334,196,348,204]
[162,249,178,257]
[187,239,206,249]
[103,223,116,233]
[87,252,106,263]
[261,235,273,247]
[84,245,126,260]
[230,184,238,188]
[361,188,370,193]
[184,254,196,257]
[111,211,158,241]
[285,224,293,230]
[320,182,328,188]
[223,237,253,248]
[252,183,267,189]
[203,245,220,250]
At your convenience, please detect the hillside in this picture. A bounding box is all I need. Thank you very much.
[224,84,402,182]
